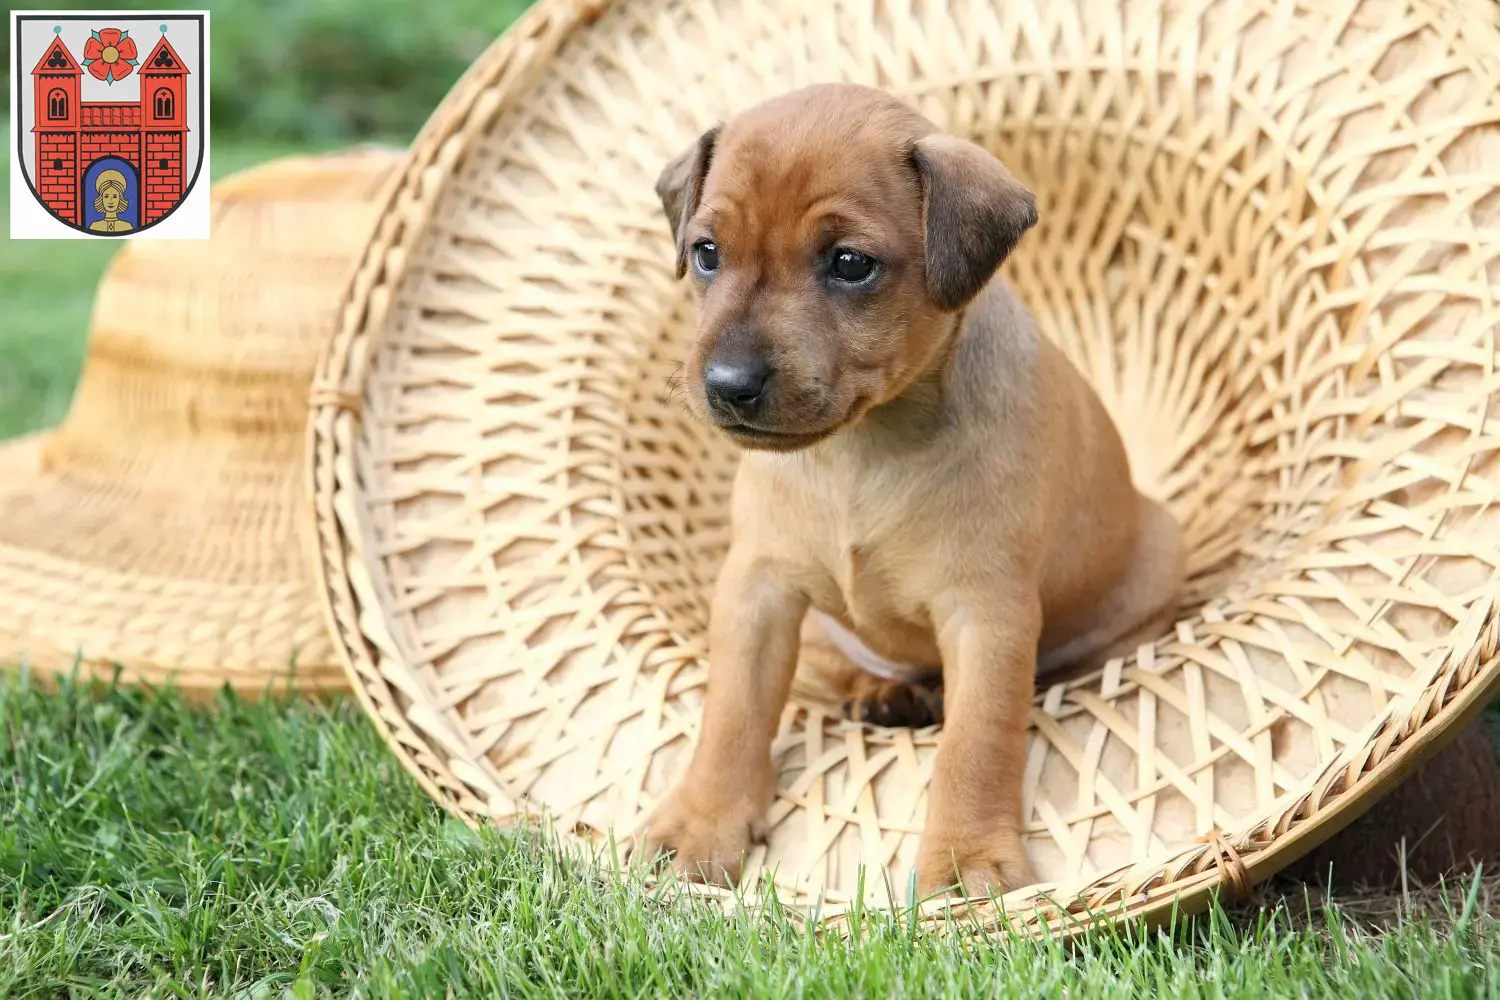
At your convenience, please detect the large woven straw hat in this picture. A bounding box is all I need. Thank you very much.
[0,148,401,697]
[311,0,1500,935]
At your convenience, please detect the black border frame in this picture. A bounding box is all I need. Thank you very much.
[13,12,206,238]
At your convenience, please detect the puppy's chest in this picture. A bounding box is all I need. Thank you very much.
[783,480,941,630]
[826,539,922,627]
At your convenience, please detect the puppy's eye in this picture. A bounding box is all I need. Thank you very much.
[830,248,877,284]
[693,241,719,274]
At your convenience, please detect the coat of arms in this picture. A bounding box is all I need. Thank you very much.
[10,12,209,239]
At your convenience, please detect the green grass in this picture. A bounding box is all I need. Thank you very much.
[4,669,1499,999]
[5,136,1500,996]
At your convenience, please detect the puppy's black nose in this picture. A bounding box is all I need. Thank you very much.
[704,359,771,417]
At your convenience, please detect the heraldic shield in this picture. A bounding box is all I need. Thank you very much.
[13,13,206,238]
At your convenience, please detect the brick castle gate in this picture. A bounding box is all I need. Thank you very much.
[29,30,190,228]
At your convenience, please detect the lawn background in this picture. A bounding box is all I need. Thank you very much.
[4,3,1500,996]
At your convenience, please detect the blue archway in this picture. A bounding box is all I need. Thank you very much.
[82,157,140,232]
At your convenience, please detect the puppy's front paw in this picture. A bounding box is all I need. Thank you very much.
[629,787,767,887]
[915,833,1038,900]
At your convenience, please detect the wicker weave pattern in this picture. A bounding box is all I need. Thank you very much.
[311,0,1500,933]
[0,150,401,695]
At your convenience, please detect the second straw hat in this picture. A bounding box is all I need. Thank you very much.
[0,147,401,696]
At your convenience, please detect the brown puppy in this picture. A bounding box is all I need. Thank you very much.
[635,83,1185,899]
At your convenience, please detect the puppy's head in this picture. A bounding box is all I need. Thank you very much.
[655,83,1037,452]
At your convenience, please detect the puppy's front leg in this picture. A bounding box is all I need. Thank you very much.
[636,545,808,885]
[916,590,1042,899]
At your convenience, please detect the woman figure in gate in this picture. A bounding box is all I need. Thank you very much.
[89,169,134,233]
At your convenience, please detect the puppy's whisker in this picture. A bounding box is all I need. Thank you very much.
[675,398,707,428]
[660,368,694,412]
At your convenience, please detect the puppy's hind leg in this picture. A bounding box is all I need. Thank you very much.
[1039,496,1186,676]
[791,612,945,728]
[845,672,945,728]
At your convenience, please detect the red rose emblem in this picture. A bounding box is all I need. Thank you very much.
[82,28,139,84]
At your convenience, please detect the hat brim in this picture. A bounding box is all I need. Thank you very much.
[0,428,346,698]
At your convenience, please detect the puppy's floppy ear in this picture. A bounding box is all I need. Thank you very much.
[910,133,1038,311]
[655,124,722,279]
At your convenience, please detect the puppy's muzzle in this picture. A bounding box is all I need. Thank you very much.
[703,357,772,422]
